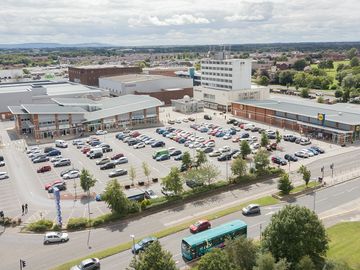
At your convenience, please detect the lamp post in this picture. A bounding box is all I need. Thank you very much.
[130,234,136,257]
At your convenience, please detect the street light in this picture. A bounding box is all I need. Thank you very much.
[130,234,136,257]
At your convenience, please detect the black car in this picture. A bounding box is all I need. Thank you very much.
[203,147,214,153]
[240,133,249,138]
[204,114,212,120]
[100,162,116,170]
[128,139,140,146]
[284,154,298,162]
[151,141,165,148]
[186,179,204,189]
[170,150,182,156]
[310,146,325,154]
[91,152,103,159]
[229,149,240,157]
[217,154,232,161]
[251,127,260,132]
[180,164,189,172]
[289,136,298,142]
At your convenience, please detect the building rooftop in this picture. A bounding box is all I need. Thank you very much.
[20,104,87,114]
[52,97,99,106]
[100,74,172,83]
[69,65,126,70]
[235,97,360,125]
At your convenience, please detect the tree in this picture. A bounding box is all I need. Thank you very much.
[296,256,315,270]
[262,205,329,266]
[195,150,207,167]
[342,88,351,102]
[300,88,310,98]
[129,240,177,270]
[142,162,151,185]
[275,130,282,144]
[253,252,289,270]
[350,57,360,67]
[278,173,293,195]
[254,149,270,174]
[346,47,358,59]
[317,96,324,103]
[198,162,220,185]
[297,165,311,186]
[225,237,258,270]
[279,70,295,85]
[197,248,233,270]
[259,75,270,86]
[240,140,251,159]
[80,169,97,220]
[334,90,343,98]
[293,59,307,71]
[182,151,192,170]
[129,166,136,186]
[231,157,248,179]
[102,179,131,214]
[260,132,269,147]
[161,167,183,195]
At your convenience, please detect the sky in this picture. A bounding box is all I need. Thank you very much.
[0,0,359,46]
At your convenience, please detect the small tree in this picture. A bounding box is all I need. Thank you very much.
[161,167,183,195]
[334,90,343,98]
[142,162,151,185]
[129,166,136,186]
[129,240,177,270]
[275,130,282,144]
[240,140,251,159]
[278,173,293,195]
[182,151,192,169]
[225,237,258,270]
[253,252,276,270]
[300,88,310,98]
[231,157,248,179]
[199,163,220,185]
[102,179,130,214]
[254,149,270,175]
[80,169,97,220]
[195,150,207,167]
[258,75,270,86]
[317,96,325,103]
[197,248,234,270]
[298,165,311,186]
[260,132,269,148]
[296,256,316,270]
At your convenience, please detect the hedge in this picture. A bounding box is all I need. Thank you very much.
[66,218,89,231]
[27,219,53,232]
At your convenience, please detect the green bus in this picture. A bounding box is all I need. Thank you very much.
[152,149,169,159]
[181,220,247,261]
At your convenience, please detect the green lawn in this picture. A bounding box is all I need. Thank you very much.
[310,60,349,86]
[290,181,319,194]
[327,222,360,269]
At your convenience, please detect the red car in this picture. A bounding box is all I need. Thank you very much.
[131,131,140,137]
[189,220,211,233]
[44,180,63,190]
[82,146,90,154]
[111,153,124,160]
[37,165,51,173]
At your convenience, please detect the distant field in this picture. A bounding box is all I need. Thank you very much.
[310,60,350,86]
[327,221,360,269]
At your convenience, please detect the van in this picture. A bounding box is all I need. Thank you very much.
[88,148,103,159]
[152,149,169,159]
[55,140,68,148]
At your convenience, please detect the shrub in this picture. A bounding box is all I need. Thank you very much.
[128,201,141,214]
[66,217,89,231]
[91,218,105,227]
[52,224,62,231]
[0,217,12,226]
[27,219,53,232]
[140,199,151,210]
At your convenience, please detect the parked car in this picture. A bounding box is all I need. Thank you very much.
[111,153,124,160]
[54,158,71,167]
[62,171,80,180]
[90,152,103,159]
[108,169,127,178]
[43,232,69,244]
[189,220,211,233]
[300,138,311,145]
[186,179,204,188]
[70,258,100,270]
[145,189,158,199]
[100,162,116,170]
[60,168,79,177]
[310,146,325,154]
[44,147,56,153]
[47,182,66,193]
[294,151,309,158]
[51,156,63,163]
[271,156,287,166]
[284,154,298,162]
[55,140,68,148]
[170,150,182,156]
[156,154,170,161]
[209,151,222,157]
[242,204,261,215]
[96,157,111,165]
[204,114,212,120]
[44,180,63,190]
[0,172,8,180]
[174,154,183,161]
[217,154,232,161]
[95,130,107,135]
[33,156,50,163]
[114,157,128,165]
[46,149,61,156]
[161,187,175,196]
[203,147,214,154]
[37,165,51,173]
[0,161,5,167]
[151,141,165,148]
[134,142,145,149]
[132,236,157,254]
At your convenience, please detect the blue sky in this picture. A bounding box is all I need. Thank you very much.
[0,0,359,45]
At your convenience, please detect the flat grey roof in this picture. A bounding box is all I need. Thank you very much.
[21,104,87,114]
[101,74,171,83]
[84,95,163,122]
[8,106,27,114]
[234,97,360,125]
[70,65,125,69]
[44,83,103,96]
[52,98,98,106]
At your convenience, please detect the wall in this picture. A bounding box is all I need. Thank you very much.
[135,88,193,105]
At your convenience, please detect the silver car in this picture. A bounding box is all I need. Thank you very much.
[70,258,100,270]
[43,232,69,244]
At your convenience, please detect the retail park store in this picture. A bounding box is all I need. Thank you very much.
[232,97,360,145]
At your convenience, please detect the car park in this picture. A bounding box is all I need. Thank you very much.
[108,169,127,178]
[47,182,66,193]
[43,232,69,244]
[132,236,157,254]
[54,158,71,167]
[189,220,211,233]
[62,171,80,180]
[37,165,51,173]
[70,258,100,270]
[114,157,128,165]
[242,204,261,215]
[100,162,116,170]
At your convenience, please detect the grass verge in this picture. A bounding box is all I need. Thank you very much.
[290,181,320,194]
[51,195,279,270]
[327,222,360,269]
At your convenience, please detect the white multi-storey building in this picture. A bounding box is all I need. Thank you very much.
[194,53,269,111]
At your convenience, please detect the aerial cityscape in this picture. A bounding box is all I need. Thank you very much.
[0,1,360,270]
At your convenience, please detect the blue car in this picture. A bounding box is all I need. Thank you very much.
[307,148,319,155]
[162,131,170,137]
[156,154,170,161]
[132,236,157,254]
[47,150,61,156]
[216,132,225,137]
[240,132,250,138]
[151,141,165,148]
[178,138,186,144]
[90,141,101,147]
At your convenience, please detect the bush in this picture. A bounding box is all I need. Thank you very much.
[27,219,53,232]
[52,224,62,231]
[91,218,105,227]
[0,217,12,226]
[128,201,141,214]
[140,199,151,210]
[66,217,89,231]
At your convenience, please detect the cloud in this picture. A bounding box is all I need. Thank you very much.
[128,14,210,27]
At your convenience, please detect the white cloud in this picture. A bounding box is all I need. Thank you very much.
[128,14,210,27]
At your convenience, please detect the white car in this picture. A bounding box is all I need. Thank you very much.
[182,118,189,123]
[51,156,63,163]
[223,134,232,140]
[250,143,260,149]
[175,119,182,124]
[26,146,40,154]
[0,172,8,179]
[196,137,205,142]
[43,232,69,244]
[72,139,83,145]
[134,142,145,149]
[145,139,156,145]
[114,157,128,165]
[251,136,258,142]
[95,130,107,135]
[145,189,158,199]
[220,146,231,153]
[302,149,314,157]
[209,151,222,157]
[205,142,215,148]
[168,147,176,152]
[63,171,80,180]
[28,150,41,157]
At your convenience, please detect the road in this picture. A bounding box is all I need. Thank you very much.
[1,177,360,270]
